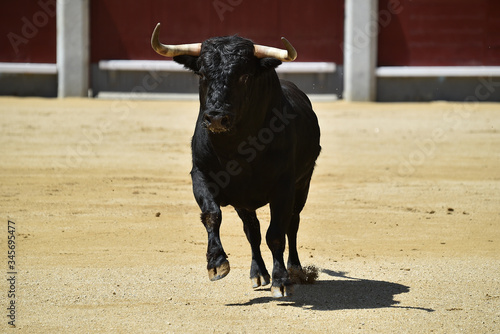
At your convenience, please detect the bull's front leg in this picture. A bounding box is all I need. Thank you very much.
[192,168,230,281]
[266,223,290,297]
[201,211,230,281]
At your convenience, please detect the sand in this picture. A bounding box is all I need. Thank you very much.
[1,97,499,333]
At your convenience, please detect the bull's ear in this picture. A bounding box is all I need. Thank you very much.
[173,55,200,72]
[259,58,282,70]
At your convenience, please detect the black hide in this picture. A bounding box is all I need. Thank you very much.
[174,35,321,297]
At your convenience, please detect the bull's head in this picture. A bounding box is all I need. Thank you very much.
[151,23,297,134]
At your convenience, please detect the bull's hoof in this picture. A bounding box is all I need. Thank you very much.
[271,284,294,298]
[251,274,271,288]
[208,260,230,281]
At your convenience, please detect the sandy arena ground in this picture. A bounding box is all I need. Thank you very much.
[1,96,499,333]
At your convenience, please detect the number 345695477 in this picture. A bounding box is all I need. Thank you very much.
[8,220,16,271]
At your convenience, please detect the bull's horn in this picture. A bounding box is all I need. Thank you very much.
[254,37,297,62]
[151,23,201,57]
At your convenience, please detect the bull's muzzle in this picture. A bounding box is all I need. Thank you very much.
[203,111,232,134]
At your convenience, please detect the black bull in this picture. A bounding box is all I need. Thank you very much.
[155,30,321,297]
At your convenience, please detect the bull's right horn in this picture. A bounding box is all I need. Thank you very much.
[254,37,297,62]
[151,23,201,57]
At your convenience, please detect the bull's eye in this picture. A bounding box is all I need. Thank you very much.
[239,74,250,85]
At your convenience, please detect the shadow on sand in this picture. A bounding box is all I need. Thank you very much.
[227,269,434,312]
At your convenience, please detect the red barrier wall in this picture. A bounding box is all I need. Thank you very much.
[378,0,500,66]
[0,0,57,63]
[2,0,500,66]
[89,0,345,63]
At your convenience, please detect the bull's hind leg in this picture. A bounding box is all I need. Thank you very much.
[236,208,270,288]
[267,185,295,297]
[287,179,312,271]
[287,213,302,271]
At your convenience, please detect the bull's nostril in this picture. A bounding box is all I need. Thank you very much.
[203,111,231,132]
[220,116,230,128]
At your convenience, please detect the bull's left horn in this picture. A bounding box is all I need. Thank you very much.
[151,23,201,57]
[254,37,297,62]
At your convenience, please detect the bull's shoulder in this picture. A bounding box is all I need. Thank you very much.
[279,79,320,130]
[279,80,312,110]
[279,79,321,163]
